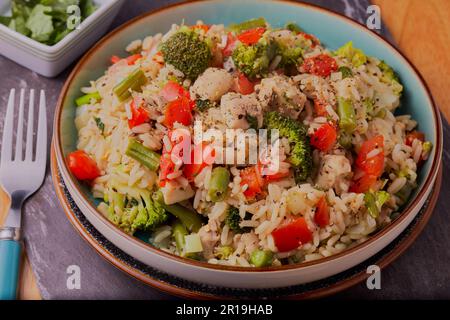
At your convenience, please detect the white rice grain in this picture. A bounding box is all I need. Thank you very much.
[387,177,407,194]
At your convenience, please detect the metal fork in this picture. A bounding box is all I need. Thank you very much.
[0,89,47,300]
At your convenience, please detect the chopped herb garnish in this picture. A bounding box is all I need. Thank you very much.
[195,99,216,112]
[245,114,259,129]
[94,117,105,134]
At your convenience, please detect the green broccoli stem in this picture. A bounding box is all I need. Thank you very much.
[132,203,149,230]
[172,220,188,255]
[106,190,125,225]
[126,138,160,171]
[337,97,357,133]
[113,68,147,102]
[153,191,203,232]
[75,91,101,106]
[208,167,230,202]
[229,17,267,33]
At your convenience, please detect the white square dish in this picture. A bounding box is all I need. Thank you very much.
[0,0,124,77]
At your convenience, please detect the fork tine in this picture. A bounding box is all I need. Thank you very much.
[25,89,35,161]
[14,89,25,161]
[35,90,47,164]
[1,89,15,165]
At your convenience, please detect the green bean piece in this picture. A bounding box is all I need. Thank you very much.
[337,97,357,133]
[250,250,273,267]
[113,68,148,102]
[75,91,101,106]
[172,220,188,254]
[126,138,160,171]
[338,66,353,78]
[229,17,266,33]
[153,191,203,232]
[208,167,230,202]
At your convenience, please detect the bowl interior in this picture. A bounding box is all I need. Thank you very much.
[57,0,440,259]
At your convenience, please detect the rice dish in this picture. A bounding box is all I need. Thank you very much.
[68,18,433,267]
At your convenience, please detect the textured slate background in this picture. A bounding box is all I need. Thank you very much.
[0,0,448,299]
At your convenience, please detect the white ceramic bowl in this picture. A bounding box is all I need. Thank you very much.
[54,0,442,289]
[0,0,124,77]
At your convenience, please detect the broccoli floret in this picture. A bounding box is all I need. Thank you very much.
[104,186,168,234]
[130,191,168,231]
[225,206,251,233]
[264,112,312,182]
[378,60,403,96]
[276,42,303,68]
[225,206,242,232]
[119,206,138,234]
[378,60,399,82]
[214,246,234,260]
[335,41,367,67]
[285,22,303,33]
[131,202,148,231]
[232,42,277,79]
[160,30,211,80]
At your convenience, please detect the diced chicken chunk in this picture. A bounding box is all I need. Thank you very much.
[316,155,352,194]
[255,75,306,119]
[220,93,263,129]
[190,68,234,102]
[240,232,259,256]
[198,223,220,259]
[294,73,336,106]
[161,181,195,205]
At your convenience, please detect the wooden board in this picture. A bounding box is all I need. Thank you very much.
[373,0,450,120]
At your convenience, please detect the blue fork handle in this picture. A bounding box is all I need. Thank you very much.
[0,239,22,300]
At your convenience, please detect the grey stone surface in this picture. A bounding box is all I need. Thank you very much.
[0,0,447,299]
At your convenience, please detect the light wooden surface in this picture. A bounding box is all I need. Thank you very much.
[1,0,448,300]
[373,0,450,120]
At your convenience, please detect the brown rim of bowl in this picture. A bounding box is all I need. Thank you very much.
[53,0,443,273]
[50,143,442,299]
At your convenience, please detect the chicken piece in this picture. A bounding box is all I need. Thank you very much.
[160,181,195,205]
[316,155,352,194]
[190,68,234,102]
[220,92,262,129]
[255,75,307,119]
[294,73,336,107]
[197,223,220,259]
[240,232,259,256]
